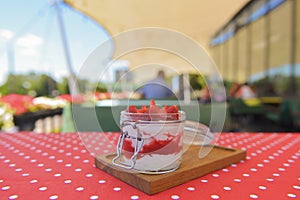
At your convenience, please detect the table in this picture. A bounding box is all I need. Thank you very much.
[0,132,299,199]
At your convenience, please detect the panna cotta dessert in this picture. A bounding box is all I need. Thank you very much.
[112,100,185,174]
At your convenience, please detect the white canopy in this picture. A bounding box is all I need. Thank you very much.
[64,0,249,82]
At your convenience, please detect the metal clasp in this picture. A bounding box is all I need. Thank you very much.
[112,121,144,169]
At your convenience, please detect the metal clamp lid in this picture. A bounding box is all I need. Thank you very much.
[112,121,144,169]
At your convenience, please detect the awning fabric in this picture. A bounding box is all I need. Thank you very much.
[64,0,249,82]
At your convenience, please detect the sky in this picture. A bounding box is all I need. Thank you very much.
[0,0,112,84]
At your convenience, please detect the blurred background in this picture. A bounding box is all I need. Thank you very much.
[0,0,299,133]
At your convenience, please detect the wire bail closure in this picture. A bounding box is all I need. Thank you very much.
[112,121,144,170]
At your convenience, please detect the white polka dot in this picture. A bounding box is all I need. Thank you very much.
[171,195,180,199]
[273,153,280,156]
[15,168,22,172]
[231,164,237,167]
[56,160,63,163]
[83,160,89,163]
[64,180,72,184]
[113,187,121,191]
[211,194,219,199]
[76,187,84,191]
[65,164,72,167]
[224,186,231,191]
[39,186,47,191]
[250,194,259,199]
[49,195,59,200]
[45,168,52,172]
[234,178,241,182]
[258,185,267,190]
[283,163,290,167]
[287,193,297,198]
[90,195,99,200]
[86,174,93,178]
[75,168,82,172]
[22,173,29,177]
[201,179,208,183]
[243,173,250,177]
[30,179,38,183]
[278,168,285,172]
[222,168,229,172]
[288,159,295,163]
[37,163,44,167]
[130,195,139,200]
[8,195,18,199]
[273,173,280,177]
[250,168,257,172]
[9,163,16,167]
[187,187,195,191]
[257,163,264,167]
[98,180,106,184]
[293,185,300,190]
[54,173,61,177]
[2,186,10,190]
[266,178,274,182]
[212,174,219,177]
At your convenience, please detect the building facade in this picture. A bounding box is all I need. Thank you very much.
[210,0,299,96]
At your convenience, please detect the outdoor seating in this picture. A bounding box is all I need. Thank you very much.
[265,98,300,131]
[229,98,265,116]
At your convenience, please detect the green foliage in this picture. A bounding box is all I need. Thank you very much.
[189,73,206,90]
[57,77,70,94]
[0,73,70,97]
[95,82,108,92]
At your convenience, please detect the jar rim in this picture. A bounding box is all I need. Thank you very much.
[120,110,185,123]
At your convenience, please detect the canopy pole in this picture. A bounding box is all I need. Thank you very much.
[183,73,191,104]
[54,0,79,96]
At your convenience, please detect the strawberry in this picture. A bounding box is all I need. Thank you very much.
[161,105,169,112]
[150,99,156,106]
[127,105,138,113]
[126,100,179,120]
[139,105,148,113]
[167,105,178,113]
[149,99,159,113]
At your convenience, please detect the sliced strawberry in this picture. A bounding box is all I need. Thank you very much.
[150,99,156,106]
[167,105,178,113]
[127,105,138,113]
[139,105,148,113]
[149,99,159,114]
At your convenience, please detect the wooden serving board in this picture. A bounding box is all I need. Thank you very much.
[95,145,246,195]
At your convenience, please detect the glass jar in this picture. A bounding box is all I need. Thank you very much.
[112,110,185,174]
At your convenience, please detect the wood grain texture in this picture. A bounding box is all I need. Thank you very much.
[95,145,246,195]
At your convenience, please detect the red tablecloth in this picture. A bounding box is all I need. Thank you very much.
[0,132,299,200]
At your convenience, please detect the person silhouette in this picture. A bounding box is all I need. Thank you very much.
[137,70,174,99]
